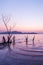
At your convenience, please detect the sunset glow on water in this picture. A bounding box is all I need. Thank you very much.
[0,0,43,65]
[0,34,43,65]
[0,34,43,50]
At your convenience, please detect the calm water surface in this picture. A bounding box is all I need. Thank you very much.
[0,34,43,50]
[0,34,43,65]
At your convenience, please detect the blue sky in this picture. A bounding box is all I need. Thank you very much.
[0,0,43,32]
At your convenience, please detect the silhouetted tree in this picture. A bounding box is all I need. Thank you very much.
[1,15,16,47]
[32,35,35,46]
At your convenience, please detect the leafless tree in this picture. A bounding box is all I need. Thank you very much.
[1,15,16,40]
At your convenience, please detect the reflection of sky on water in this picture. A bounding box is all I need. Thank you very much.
[0,34,43,56]
[0,34,43,65]
[0,34,43,48]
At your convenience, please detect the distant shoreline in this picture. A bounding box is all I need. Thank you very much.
[0,31,38,34]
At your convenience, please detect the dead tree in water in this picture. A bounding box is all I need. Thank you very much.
[2,15,15,46]
[32,35,35,46]
[13,35,15,46]
[26,35,28,45]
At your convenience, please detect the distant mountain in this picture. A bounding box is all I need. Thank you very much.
[0,31,38,34]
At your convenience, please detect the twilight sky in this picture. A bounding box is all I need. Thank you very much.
[0,0,43,32]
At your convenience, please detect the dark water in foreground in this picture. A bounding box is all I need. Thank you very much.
[0,34,43,65]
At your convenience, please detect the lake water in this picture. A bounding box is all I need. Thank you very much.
[0,34,43,49]
[0,34,43,65]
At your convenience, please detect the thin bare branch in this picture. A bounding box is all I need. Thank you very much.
[2,15,16,39]
[2,15,8,32]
